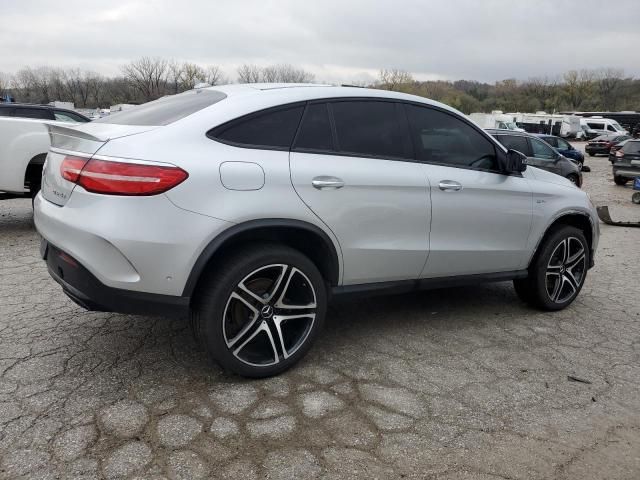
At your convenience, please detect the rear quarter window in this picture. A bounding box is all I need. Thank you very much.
[210,104,304,149]
[94,89,227,126]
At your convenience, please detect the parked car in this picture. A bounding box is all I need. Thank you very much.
[534,134,585,169]
[611,139,640,185]
[488,130,583,187]
[586,134,631,157]
[0,103,90,123]
[0,116,84,201]
[35,85,599,377]
[608,139,629,163]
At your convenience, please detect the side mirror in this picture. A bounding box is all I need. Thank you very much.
[506,149,527,173]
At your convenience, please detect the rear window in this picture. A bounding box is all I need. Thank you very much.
[95,89,226,126]
[14,108,52,120]
[622,141,640,154]
[494,134,530,156]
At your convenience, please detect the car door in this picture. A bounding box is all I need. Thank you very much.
[405,105,533,277]
[529,136,563,175]
[289,100,430,284]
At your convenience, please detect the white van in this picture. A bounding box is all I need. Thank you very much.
[581,117,628,136]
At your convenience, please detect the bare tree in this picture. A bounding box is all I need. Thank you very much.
[204,65,226,85]
[167,60,185,94]
[237,64,262,83]
[594,68,625,110]
[121,57,169,101]
[378,69,414,91]
[562,70,594,110]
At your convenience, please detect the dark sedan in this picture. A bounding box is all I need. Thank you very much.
[612,140,640,186]
[608,139,629,163]
[586,134,631,157]
[488,130,582,187]
[534,134,585,169]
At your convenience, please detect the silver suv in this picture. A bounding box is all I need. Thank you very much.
[35,84,599,377]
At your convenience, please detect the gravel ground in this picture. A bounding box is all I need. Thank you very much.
[0,144,639,479]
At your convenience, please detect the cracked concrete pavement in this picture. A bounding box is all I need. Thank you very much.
[1,144,639,479]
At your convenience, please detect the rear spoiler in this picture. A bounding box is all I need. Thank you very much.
[46,123,107,155]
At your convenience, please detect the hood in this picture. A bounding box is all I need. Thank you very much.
[526,166,575,188]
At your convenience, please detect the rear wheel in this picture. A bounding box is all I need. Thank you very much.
[614,176,628,186]
[191,244,327,378]
[632,192,640,204]
[514,226,589,311]
[567,174,579,186]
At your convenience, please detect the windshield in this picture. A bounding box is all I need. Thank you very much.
[504,122,519,130]
[94,89,226,126]
[610,120,624,131]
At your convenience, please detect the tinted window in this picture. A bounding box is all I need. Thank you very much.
[214,105,304,149]
[530,137,557,160]
[495,135,530,156]
[406,104,497,169]
[622,141,640,154]
[542,136,557,147]
[587,122,605,130]
[556,138,571,150]
[293,103,333,151]
[96,89,226,126]
[331,101,412,159]
[14,108,51,120]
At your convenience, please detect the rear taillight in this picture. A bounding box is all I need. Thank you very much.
[61,155,188,196]
[60,156,89,182]
[615,150,624,158]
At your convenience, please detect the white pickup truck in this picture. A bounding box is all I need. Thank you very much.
[0,117,84,201]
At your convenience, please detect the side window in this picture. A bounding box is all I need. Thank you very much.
[607,125,616,132]
[556,138,571,150]
[587,122,604,130]
[543,137,558,148]
[331,101,412,159]
[406,104,497,170]
[14,108,52,120]
[293,103,334,152]
[494,135,530,156]
[212,105,304,149]
[530,138,557,160]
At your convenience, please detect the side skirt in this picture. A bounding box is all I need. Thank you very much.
[331,270,528,299]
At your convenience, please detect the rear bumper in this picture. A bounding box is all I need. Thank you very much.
[612,167,640,178]
[42,239,189,317]
[585,146,609,154]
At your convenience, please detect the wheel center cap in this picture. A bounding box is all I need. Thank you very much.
[260,305,274,319]
[560,265,566,274]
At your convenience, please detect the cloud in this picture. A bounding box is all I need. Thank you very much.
[1,0,638,83]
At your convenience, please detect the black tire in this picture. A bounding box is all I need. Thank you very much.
[587,152,594,157]
[567,174,579,186]
[191,244,327,378]
[514,226,589,311]
[614,176,628,186]
[632,192,640,205]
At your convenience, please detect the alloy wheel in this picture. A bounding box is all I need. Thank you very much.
[222,264,317,367]
[545,237,586,304]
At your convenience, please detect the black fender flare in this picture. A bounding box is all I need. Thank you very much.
[182,218,341,297]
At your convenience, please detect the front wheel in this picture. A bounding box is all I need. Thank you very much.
[567,174,579,186]
[514,226,589,311]
[191,244,327,378]
[614,176,628,186]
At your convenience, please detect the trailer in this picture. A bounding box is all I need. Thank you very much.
[560,111,640,136]
[510,112,582,138]
[468,111,524,131]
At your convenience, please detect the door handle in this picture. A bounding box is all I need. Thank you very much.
[312,176,345,190]
[438,180,462,192]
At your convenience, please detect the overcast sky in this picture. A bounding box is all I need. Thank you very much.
[2,0,639,84]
